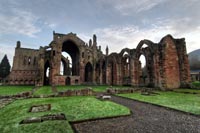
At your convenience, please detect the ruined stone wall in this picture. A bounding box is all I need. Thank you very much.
[160,36,180,89]
[155,35,191,89]
[175,38,191,87]
[106,35,191,89]
[54,76,80,85]
[7,42,39,85]
[8,33,190,89]
[49,33,104,86]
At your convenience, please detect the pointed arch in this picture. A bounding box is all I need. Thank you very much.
[135,39,154,59]
[85,62,93,82]
[44,60,50,85]
[62,40,80,75]
[134,39,155,87]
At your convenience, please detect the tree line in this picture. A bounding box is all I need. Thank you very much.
[0,55,11,80]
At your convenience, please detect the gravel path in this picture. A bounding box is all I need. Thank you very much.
[73,95,200,133]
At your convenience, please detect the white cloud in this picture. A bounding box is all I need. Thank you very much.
[0,44,14,66]
[44,22,57,29]
[48,23,57,29]
[93,25,169,53]
[78,33,91,44]
[0,0,199,66]
[92,20,199,54]
[178,31,200,53]
[100,0,166,15]
[0,8,41,37]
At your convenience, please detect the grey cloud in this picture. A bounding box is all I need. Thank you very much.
[0,0,200,64]
[0,2,41,37]
[97,0,167,15]
[152,0,200,33]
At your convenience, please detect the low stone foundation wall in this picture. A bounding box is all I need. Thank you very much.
[106,88,155,94]
[106,88,135,94]
[20,113,66,124]
[0,91,32,99]
[58,88,93,97]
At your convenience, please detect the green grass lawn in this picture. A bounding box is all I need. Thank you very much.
[173,88,200,94]
[0,86,33,96]
[0,96,130,133]
[33,86,53,96]
[56,85,90,91]
[118,91,200,115]
[91,85,109,92]
[192,81,200,88]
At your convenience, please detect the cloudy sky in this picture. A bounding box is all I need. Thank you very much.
[0,0,200,65]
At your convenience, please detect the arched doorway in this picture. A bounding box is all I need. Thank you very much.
[66,77,71,85]
[44,61,50,85]
[122,51,131,85]
[62,40,80,76]
[95,63,100,84]
[139,54,148,86]
[85,62,93,82]
[135,41,155,87]
[111,61,115,85]
[102,60,106,84]
[60,52,72,76]
[108,59,117,85]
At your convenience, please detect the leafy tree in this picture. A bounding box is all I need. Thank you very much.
[0,55,11,79]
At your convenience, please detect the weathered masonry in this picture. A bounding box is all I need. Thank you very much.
[7,32,190,89]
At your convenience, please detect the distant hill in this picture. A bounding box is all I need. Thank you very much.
[188,49,200,70]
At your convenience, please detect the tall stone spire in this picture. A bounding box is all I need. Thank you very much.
[106,45,109,56]
[93,34,97,47]
[93,34,97,46]
[89,39,92,47]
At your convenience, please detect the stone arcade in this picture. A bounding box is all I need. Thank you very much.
[7,32,190,89]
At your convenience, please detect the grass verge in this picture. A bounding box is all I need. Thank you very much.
[118,91,200,115]
[173,88,200,94]
[0,86,33,96]
[33,86,53,96]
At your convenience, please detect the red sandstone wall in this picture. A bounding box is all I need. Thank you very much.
[163,37,180,89]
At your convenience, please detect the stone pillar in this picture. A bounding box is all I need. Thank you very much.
[51,43,62,85]
[38,47,45,86]
[80,61,84,84]
[130,59,140,86]
[92,64,96,84]
[106,63,110,85]
[99,62,103,84]
[153,51,161,88]
[162,37,180,89]
[116,63,121,85]
[118,62,122,85]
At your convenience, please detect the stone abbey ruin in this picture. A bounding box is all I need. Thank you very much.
[7,32,190,89]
